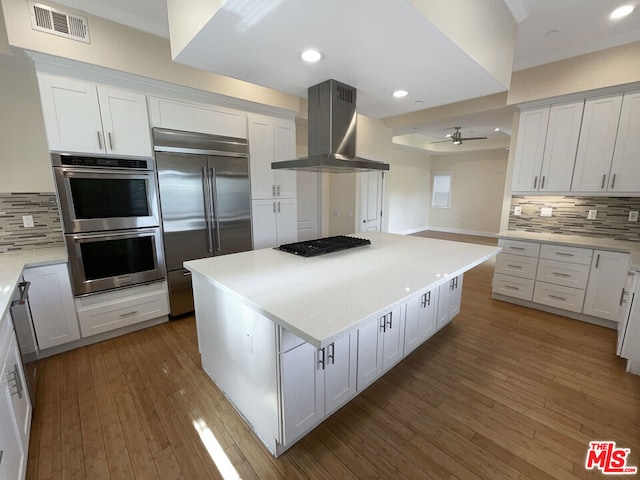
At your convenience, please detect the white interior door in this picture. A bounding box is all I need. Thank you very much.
[359,172,383,232]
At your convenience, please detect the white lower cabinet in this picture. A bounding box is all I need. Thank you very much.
[583,250,630,321]
[0,316,30,480]
[404,288,439,354]
[280,331,357,445]
[252,198,297,249]
[75,281,169,337]
[356,305,404,392]
[22,263,80,350]
[437,275,463,331]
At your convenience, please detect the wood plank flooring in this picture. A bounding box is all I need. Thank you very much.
[26,233,640,479]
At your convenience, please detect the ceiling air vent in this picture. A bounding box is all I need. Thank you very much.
[29,2,90,43]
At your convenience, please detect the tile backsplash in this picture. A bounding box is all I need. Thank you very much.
[0,193,64,253]
[509,196,640,242]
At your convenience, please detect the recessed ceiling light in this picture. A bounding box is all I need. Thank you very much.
[301,49,322,62]
[393,90,408,98]
[610,5,634,19]
[494,127,500,132]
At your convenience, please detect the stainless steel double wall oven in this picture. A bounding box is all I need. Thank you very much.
[52,153,165,296]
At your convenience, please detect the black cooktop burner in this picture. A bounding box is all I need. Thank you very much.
[277,235,371,257]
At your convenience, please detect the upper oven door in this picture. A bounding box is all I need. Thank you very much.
[54,167,159,233]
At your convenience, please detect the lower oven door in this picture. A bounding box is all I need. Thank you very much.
[67,228,166,296]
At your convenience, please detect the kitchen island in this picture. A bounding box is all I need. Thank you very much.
[185,232,500,456]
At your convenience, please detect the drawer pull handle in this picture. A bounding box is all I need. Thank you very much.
[504,285,520,291]
[601,174,606,190]
[611,174,616,189]
[552,272,571,277]
[533,176,538,189]
[548,294,567,301]
[509,246,525,251]
[507,264,523,269]
[620,288,626,306]
[555,252,574,257]
[119,310,139,318]
[595,254,600,269]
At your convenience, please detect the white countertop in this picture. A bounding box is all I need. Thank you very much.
[498,231,640,270]
[185,232,501,348]
[0,247,68,324]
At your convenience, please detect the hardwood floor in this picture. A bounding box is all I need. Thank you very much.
[26,233,640,479]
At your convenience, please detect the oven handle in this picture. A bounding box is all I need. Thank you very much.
[202,167,213,254]
[61,168,153,177]
[210,167,222,253]
[72,230,157,242]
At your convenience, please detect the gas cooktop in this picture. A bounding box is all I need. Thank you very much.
[277,235,371,257]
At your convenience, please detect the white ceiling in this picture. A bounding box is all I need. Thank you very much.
[50,0,640,152]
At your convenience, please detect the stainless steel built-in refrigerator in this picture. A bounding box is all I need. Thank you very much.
[153,128,252,316]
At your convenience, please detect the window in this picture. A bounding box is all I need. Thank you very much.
[431,173,451,208]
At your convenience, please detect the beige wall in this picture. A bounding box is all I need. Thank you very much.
[1,0,299,112]
[0,3,9,55]
[0,50,54,192]
[428,149,508,235]
[386,147,431,234]
[327,174,357,236]
[508,41,640,105]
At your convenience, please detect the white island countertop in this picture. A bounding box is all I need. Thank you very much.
[185,232,500,348]
[0,247,68,322]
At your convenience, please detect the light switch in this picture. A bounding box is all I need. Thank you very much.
[540,207,552,217]
[629,211,639,222]
[22,215,34,228]
[587,210,597,220]
[513,206,522,216]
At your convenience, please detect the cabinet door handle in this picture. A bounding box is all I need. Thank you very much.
[541,176,546,189]
[108,132,114,151]
[10,365,24,399]
[426,291,431,306]
[380,315,386,333]
[595,254,600,269]
[327,343,335,365]
[548,294,567,301]
[97,131,103,149]
[620,287,627,306]
[277,201,281,213]
[611,174,616,189]
[272,202,276,213]
[318,347,326,370]
[277,184,281,196]
[386,312,393,330]
[601,174,606,189]
[272,185,276,197]
[533,176,538,189]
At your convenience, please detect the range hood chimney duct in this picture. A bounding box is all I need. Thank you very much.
[271,79,390,173]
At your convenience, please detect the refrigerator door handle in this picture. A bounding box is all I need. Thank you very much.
[202,166,214,253]
[210,167,222,253]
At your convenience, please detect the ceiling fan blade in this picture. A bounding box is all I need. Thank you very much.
[460,136,488,141]
[429,139,453,144]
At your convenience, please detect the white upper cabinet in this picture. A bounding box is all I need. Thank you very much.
[609,90,640,193]
[147,96,247,138]
[511,107,549,192]
[512,101,583,193]
[571,94,623,192]
[38,73,152,157]
[539,101,584,192]
[248,114,296,200]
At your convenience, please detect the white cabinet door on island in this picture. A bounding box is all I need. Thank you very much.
[185,232,500,457]
[403,288,438,355]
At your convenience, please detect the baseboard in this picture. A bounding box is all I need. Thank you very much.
[423,226,498,238]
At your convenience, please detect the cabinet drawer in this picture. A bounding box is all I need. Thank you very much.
[498,239,540,258]
[495,253,538,279]
[540,244,593,265]
[533,282,585,313]
[536,259,590,289]
[492,274,535,301]
[76,282,169,337]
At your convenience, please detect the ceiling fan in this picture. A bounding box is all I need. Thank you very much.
[431,127,487,145]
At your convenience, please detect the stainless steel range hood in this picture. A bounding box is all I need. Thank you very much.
[271,79,390,173]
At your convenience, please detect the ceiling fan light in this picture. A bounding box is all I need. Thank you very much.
[453,140,462,145]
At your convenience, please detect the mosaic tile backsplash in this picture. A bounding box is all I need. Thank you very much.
[0,193,64,253]
[509,196,640,242]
